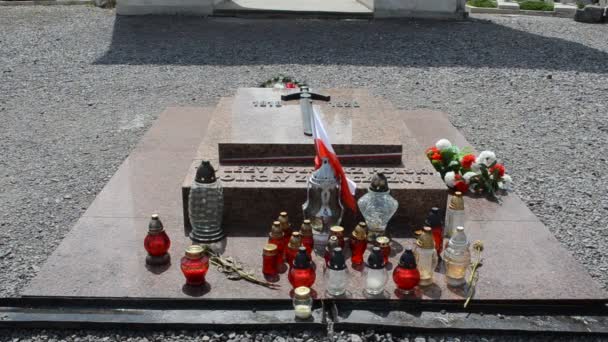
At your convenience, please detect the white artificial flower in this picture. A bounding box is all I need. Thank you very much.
[477,150,496,166]
[470,162,481,173]
[462,171,477,184]
[502,174,512,183]
[273,83,285,89]
[444,171,456,188]
[435,139,452,151]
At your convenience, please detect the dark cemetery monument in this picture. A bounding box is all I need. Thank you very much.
[9,88,608,332]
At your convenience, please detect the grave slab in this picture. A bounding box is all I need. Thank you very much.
[23,101,607,307]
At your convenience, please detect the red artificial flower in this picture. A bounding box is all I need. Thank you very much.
[461,154,476,169]
[489,163,506,178]
[426,146,440,157]
[454,180,469,193]
[285,82,297,89]
[431,153,442,161]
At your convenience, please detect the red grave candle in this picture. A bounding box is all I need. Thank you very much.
[278,211,293,248]
[324,235,340,267]
[180,245,209,286]
[350,222,368,266]
[376,236,391,265]
[330,226,345,248]
[262,243,278,277]
[144,214,171,265]
[426,207,444,256]
[288,247,316,289]
[392,249,420,293]
[268,221,285,266]
[300,220,314,257]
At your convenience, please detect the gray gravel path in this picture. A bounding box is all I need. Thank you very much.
[0,6,607,340]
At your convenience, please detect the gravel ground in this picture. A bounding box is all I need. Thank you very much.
[0,6,607,341]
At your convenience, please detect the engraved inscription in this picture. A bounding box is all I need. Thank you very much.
[217,166,435,185]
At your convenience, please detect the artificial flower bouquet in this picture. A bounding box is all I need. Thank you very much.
[259,75,304,89]
[426,139,512,200]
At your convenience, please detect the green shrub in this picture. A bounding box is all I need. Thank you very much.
[518,0,554,11]
[467,0,498,8]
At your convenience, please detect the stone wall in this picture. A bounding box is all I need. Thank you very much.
[374,0,467,18]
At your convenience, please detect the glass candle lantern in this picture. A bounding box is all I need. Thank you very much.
[357,173,398,242]
[324,235,340,268]
[278,211,293,247]
[302,157,343,251]
[442,226,471,287]
[144,214,171,265]
[268,221,285,267]
[188,160,224,243]
[326,247,348,296]
[293,286,313,319]
[364,247,388,295]
[300,220,314,257]
[289,247,316,289]
[180,245,209,286]
[414,227,438,287]
[426,207,444,256]
[444,192,465,239]
[375,236,391,265]
[350,222,368,266]
[329,226,345,248]
[262,243,279,278]
[286,232,303,267]
[392,249,420,294]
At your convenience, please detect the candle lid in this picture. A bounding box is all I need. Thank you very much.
[288,232,303,249]
[294,286,311,299]
[195,160,217,184]
[425,207,443,227]
[376,236,390,247]
[416,227,435,249]
[398,249,417,269]
[330,226,344,236]
[369,173,389,192]
[263,243,278,256]
[185,245,204,259]
[270,221,283,239]
[278,212,290,229]
[328,247,347,271]
[366,247,385,269]
[449,192,464,210]
[148,214,164,233]
[300,220,313,237]
[326,235,339,250]
[293,246,311,269]
[352,222,367,240]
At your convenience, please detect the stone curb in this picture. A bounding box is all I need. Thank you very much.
[0,0,93,6]
[466,4,575,18]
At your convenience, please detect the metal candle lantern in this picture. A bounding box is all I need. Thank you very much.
[302,157,343,253]
[188,160,224,243]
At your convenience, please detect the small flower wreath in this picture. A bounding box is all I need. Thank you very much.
[259,75,305,89]
[426,139,512,202]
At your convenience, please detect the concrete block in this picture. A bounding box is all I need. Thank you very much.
[554,2,577,16]
[497,0,520,10]
[116,0,215,15]
[374,0,465,18]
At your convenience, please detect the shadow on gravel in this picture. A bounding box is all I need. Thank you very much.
[96,16,608,73]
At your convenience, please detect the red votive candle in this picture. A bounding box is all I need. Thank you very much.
[268,221,285,266]
[180,245,209,286]
[330,226,345,248]
[350,222,368,266]
[289,247,316,289]
[376,236,391,265]
[300,220,314,257]
[262,243,279,277]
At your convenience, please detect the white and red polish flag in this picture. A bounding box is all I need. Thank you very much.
[312,108,357,213]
